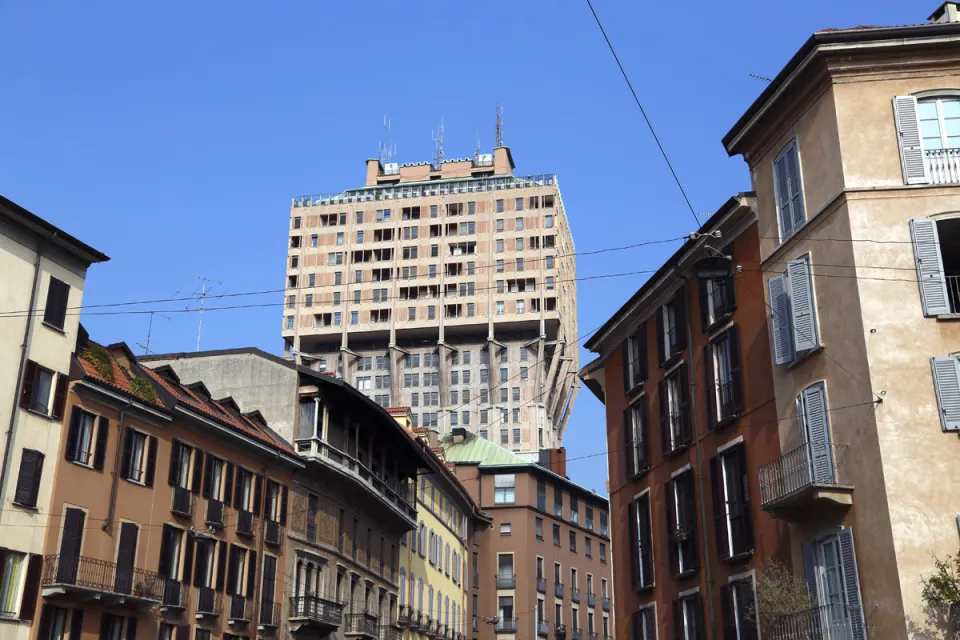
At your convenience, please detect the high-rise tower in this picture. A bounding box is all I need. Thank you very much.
[283,147,578,457]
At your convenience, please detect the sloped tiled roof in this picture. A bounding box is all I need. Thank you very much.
[387,406,411,414]
[77,354,164,408]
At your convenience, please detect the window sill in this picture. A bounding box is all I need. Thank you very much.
[663,443,690,459]
[11,501,38,511]
[0,616,20,624]
[41,321,67,335]
[627,468,650,482]
[703,312,734,335]
[624,381,645,398]
[660,352,683,371]
[536,535,543,541]
[123,476,147,487]
[69,459,95,470]
[632,584,654,595]
[722,550,754,565]
[936,314,960,322]
[24,408,57,421]
[709,413,740,432]
[787,345,823,370]
[672,569,698,581]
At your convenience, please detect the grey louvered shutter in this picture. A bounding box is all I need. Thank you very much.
[767,275,793,364]
[785,141,805,232]
[801,383,834,483]
[910,219,950,316]
[774,151,794,240]
[801,540,818,605]
[894,96,930,185]
[787,258,818,352]
[838,528,867,640]
[931,357,960,431]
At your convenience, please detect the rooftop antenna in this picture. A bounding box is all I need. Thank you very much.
[136,311,172,355]
[475,133,481,161]
[378,116,394,164]
[431,118,445,168]
[749,73,772,82]
[495,103,503,148]
[193,276,222,352]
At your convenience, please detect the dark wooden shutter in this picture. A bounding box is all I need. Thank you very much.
[194,539,208,588]
[158,525,173,577]
[167,439,181,486]
[59,507,85,559]
[655,309,665,366]
[704,343,716,429]
[737,579,759,640]
[13,449,43,507]
[65,408,81,463]
[626,501,639,591]
[246,550,257,600]
[93,416,109,471]
[125,616,137,640]
[252,475,263,516]
[698,277,710,331]
[224,463,234,502]
[674,288,687,352]
[176,624,190,640]
[36,604,53,640]
[216,540,228,592]
[52,374,68,420]
[709,455,729,560]
[70,607,84,639]
[728,325,744,415]
[261,554,277,606]
[19,361,37,409]
[730,443,753,556]
[226,545,238,596]
[683,474,699,571]
[144,436,157,487]
[658,380,669,455]
[678,364,690,445]
[233,468,242,508]
[116,523,138,594]
[637,496,652,588]
[181,533,195,584]
[665,481,678,576]
[622,408,635,479]
[672,599,682,640]
[18,554,43,620]
[637,324,648,383]
[43,277,70,329]
[120,428,134,480]
[201,453,213,498]
[719,584,734,640]
[191,449,203,494]
[630,611,641,640]
[638,394,649,471]
[280,484,289,525]
[621,342,632,393]
[694,593,705,640]
[642,608,655,640]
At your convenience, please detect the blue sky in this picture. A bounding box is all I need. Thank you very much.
[0,1,923,494]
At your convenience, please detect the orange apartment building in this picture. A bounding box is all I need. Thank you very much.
[579,196,789,639]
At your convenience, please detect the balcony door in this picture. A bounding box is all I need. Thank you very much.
[57,508,85,583]
[113,522,138,594]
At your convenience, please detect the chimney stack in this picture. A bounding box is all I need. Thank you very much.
[538,448,567,477]
[929,1,960,23]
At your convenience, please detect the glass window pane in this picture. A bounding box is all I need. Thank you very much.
[921,119,943,138]
[918,101,940,119]
[941,99,960,119]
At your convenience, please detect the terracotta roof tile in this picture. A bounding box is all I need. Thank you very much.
[387,406,411,414]
[77,356,163,407]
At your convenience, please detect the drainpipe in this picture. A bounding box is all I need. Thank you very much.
[0,239,46,515]
[102,398,134,532]
[682,274,717,640]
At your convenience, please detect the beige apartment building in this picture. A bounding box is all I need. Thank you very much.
[721,2,960,637]
[0,196,108,640]
[282,147,578,457]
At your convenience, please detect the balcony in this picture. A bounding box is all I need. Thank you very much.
[410,611,424,630]
[572,588,581,604]
[925,148,960,185]
[346,613,380,639]
[196,587,222,619]
[496,574,516,589]
[472,616,478,632]
[286,597,340,631]
[536,577,546,593]
[293,436,417,522]
[602,598,610,612]
[472,573,479,589]
[228,595,249,624]
[380,625,402,640]
[538,621,549,637]
[205,499,225,529]
[555,583,564,598]
[587,593,596,607]
[171,486,194,518]
[495,618,518,633]
[589,633,599,640]
[265,519,284,547]
[41,555,162,607]
[397,605,413,628]
[236,510,256,538]
[767,604,874,640]
[572,630,583,640]
[759,443,853,521]
[260,601,282,629]
[160,579,188,612]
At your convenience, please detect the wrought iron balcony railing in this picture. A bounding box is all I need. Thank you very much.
[767,603,874,640]
[229,595,249,622]
[171,486,194,517]
[759,442,851,515]
[587,592,596,607]
[602,598,610,612]
[346,612,380,638]
[260,601,282,627]
[572,588,581,604]
[265,519,284,546]
[537,621,549,637]
[196,587,222,618]
[41,554,162,602]
[496,574,516,589]
[236,510,256,538]
[495,618,518,633]
[205,499,225,529]
[555,583,564,598]
[160,579,188,610]
[536,577,546,593]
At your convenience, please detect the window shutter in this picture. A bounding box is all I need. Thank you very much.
[176,625,190,640]
[673,289,687,352]
[655,307,666,366]
[732,443,754,556]
[125,616,137,640]
[43,277,70,329]
[69,607,84,639]
[252,475,263,516]
[158,525,173,578]
[181,533,194,584]
[719,584,733,639]
[216,540,228,592]
[37,605,53,640]
[737,579,759,640]
[893,96,930,184]
[226,545,238,596]
[703,343,716,428]
[93,416,109,471]
[13,449,43,507]
[801,383,835,483]
[786,258,818,352]
[623,408,635,478]
[120,428,134,480]
[246,550,257,600]
[19,554,43,620]
[931,357,960,431]
[683,476,699,571]
[800,540,818,606]
[638,497,652,588]
[709,455,729,560]
[639,395,650,472]
[65,408,81,463]
[627,501,639,591]
[202,453,213,498]
[281,484,289,525]
[698,277,710,330]
[767,275,792,364]
[19,360,37,409]
[774,151,794,240]
[910,219,951,316]
[672,599,682,640]
[168,440,181,486]
[144,436,157,487]
[643,608,656,640]
[678,364,691,445]
[191,449,203,494]
[193,539,205,588]
[233,469,243,509]
[621,341,632,393]
[224,463,234,502]
[52,374,68,420]
[665,481,678,576]
[785,142,805,233]
[658,380,669,455]
[839,528,867,640]
[728,325,744,413]
[630,611,642,640]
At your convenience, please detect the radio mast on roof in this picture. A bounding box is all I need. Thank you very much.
[495,104,503,148]
[431,118,445,167]
[378,116,395,164]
